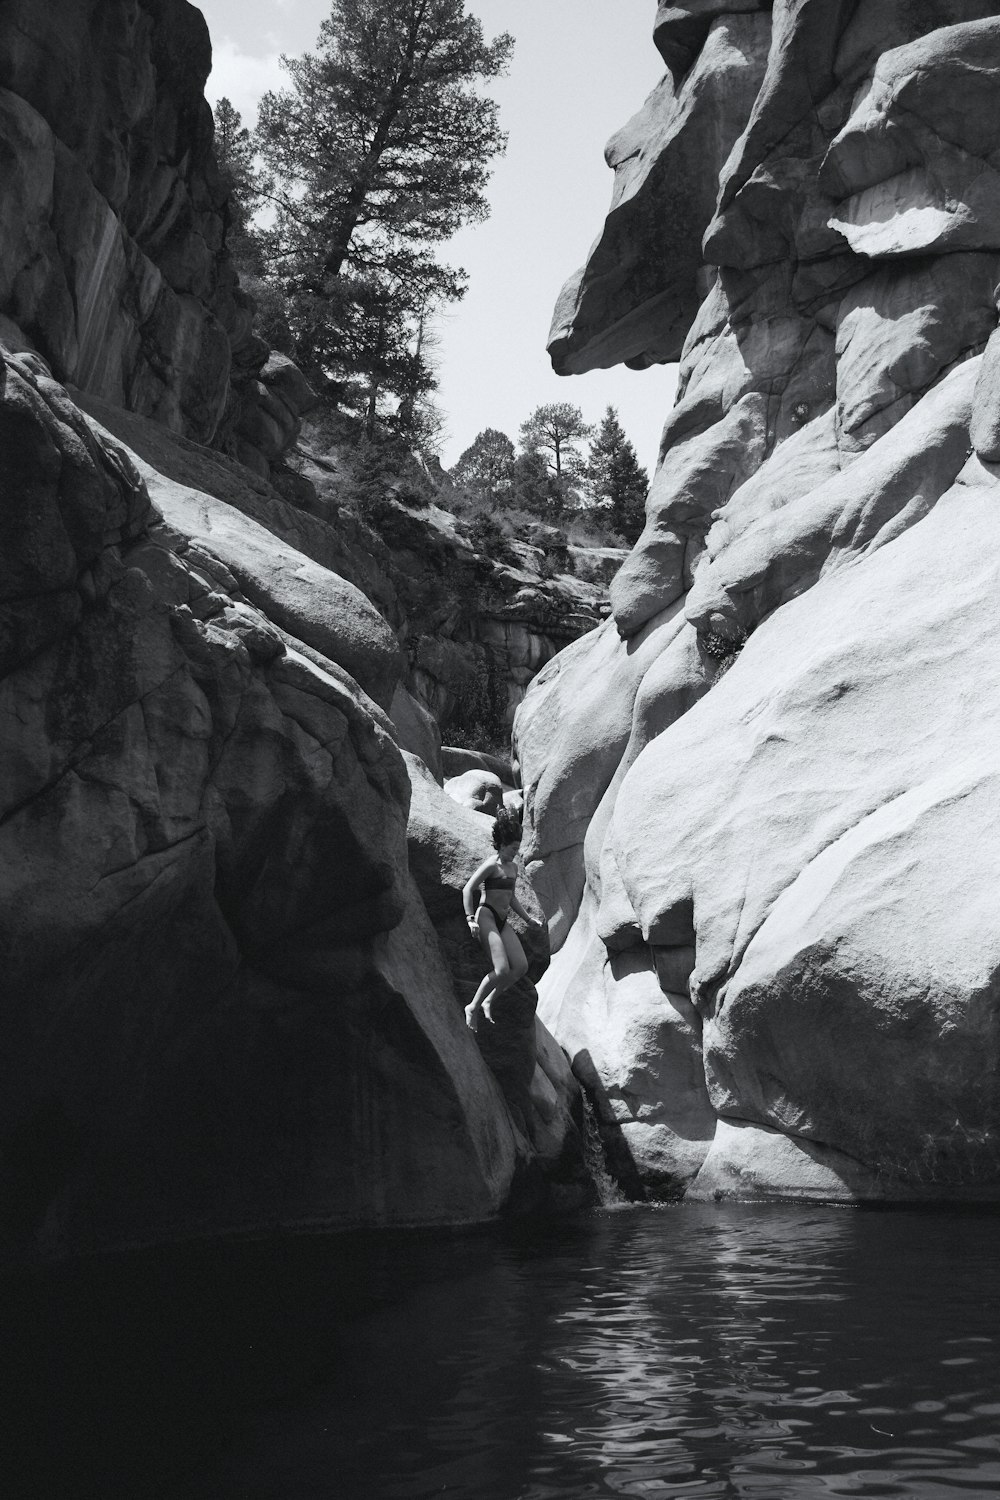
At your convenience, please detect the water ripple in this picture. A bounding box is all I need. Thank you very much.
[136,1204,1000,1498]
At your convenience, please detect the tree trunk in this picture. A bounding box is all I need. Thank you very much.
[365,380,380,439]
[320,37,419,279]
[365,308,387,438]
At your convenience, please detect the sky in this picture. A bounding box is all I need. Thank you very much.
[196,0,677,475]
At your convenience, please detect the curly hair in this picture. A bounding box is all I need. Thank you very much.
[491,807,522,851]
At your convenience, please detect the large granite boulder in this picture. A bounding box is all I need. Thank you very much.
[443,768,506,816]
[125,454,405,714]
[518,0,1000,1202]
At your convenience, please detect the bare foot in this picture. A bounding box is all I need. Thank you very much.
[464,1004,479,1032]
[482,999,496,1025]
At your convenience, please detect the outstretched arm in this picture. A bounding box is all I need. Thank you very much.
[510,894,544,929]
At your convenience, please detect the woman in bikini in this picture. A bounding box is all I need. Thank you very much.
[463,807,543,1031]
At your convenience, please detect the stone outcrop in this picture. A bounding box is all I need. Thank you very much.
[66,392,619,761]
[296,447,623,739]
[520,0,1000,1202]
[0,0,314,479]
[549,10,771,374]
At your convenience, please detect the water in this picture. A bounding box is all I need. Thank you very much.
[5,1204,1000,1498]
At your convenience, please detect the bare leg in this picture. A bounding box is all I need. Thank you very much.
[481,924,529,1023]
[465,968,502,1030]
[465,911,508,1030]
[483,926,528,1022]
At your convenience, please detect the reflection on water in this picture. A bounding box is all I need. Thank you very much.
[5,1204,1000,1498]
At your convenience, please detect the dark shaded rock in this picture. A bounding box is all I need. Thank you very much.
[0,350,539,1262]
[0,0,311,481]
[654,2,770,83]
[548,14,771,375]
[834,253,997,454]
[297,450,612,736]
[0,350,151,674]
[404,754,585,1190]
[391,682,444,780]
[441,746,513,783]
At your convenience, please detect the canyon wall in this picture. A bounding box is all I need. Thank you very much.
[0,0,313,480]
[293,449,621,746]
[518,0,1000,1201]
[0,0,612,760]
[0,2,586,1263]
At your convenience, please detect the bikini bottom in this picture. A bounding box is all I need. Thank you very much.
[477,903,508,933]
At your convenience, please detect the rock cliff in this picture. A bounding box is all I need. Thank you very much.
[0,0,313,480]
[0,0,614,746]
[294,447,619,749]
[519,0,1000,1202]
[0,3,588,1263]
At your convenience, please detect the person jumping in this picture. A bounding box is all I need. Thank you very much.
[463,808,543,1031]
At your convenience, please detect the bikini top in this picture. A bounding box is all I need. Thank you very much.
[483,871,517,892]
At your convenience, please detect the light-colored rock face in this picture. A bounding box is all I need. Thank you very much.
[518,0,1000,1201]
[824,18,1000,257]
[0,0,313,477]
[444,768,506,816]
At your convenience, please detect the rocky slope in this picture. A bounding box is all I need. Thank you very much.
[294,446,621,754]
[518,0,1000,1202]
[0,1,589,1264]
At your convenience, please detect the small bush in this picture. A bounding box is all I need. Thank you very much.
[388,480,431,510]
[454,514,515,565]
[563,510,621,548]
[703,628,746,660]
[352,489,394,529]
[443,484,505,522]
[325,431,437,529]
[704,626,748,681]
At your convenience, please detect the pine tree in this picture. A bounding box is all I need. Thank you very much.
[510,448,564,520]
[253,0,512,434]
[451,428,516,500]
[519,402,593,482]
[586,406,648,543]
[213,97,264,272]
